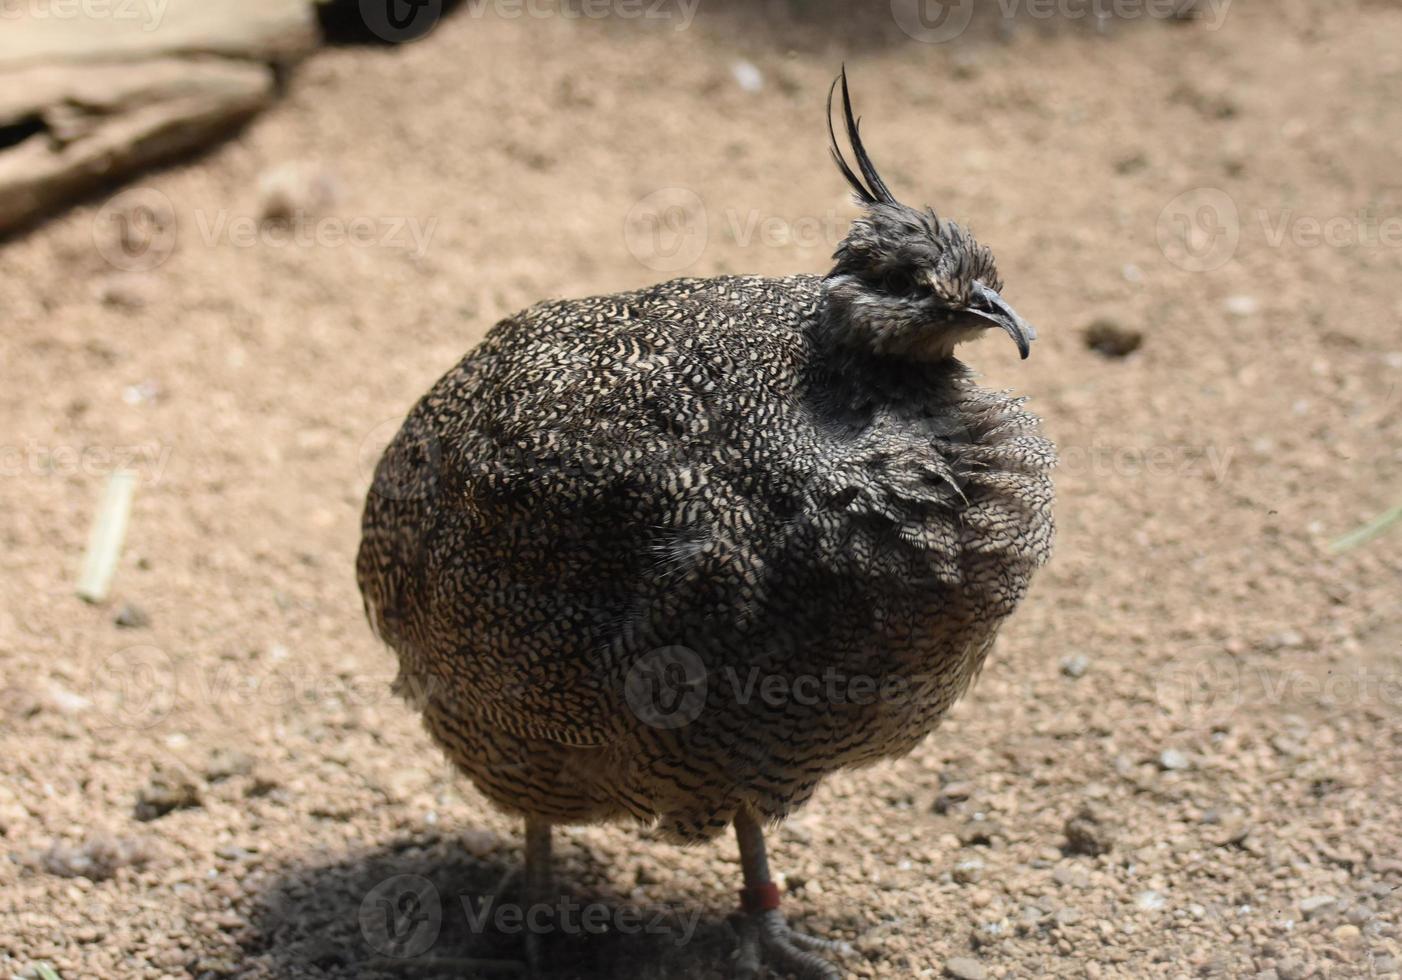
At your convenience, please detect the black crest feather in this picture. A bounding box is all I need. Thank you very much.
[827,67,897,207]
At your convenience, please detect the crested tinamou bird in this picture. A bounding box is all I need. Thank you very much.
[357,70,1055,979]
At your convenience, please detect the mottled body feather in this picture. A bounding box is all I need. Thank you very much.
[357,273,1054,842]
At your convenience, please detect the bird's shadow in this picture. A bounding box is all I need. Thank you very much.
[236,831,736,980]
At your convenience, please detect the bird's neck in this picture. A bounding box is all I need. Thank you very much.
[813,287,962,367]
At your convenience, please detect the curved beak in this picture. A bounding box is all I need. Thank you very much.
[966,281,1037,360]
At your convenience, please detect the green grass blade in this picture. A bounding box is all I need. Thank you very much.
[1329,502,1402,553]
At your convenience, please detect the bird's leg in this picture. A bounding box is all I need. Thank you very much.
[523,817,552,976]
[731,807,851,980]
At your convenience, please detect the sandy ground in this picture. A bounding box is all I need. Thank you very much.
[2,1,1401,978]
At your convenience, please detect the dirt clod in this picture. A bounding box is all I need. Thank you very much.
[36,834,154,881]
[134,766,202,821]
[1063,805,1115,857]
[1082,318,1143,358]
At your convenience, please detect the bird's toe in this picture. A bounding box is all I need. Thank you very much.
[730,909,849,980]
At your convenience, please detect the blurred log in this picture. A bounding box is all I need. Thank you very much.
[0,0,319,69]
[0,0,319,235]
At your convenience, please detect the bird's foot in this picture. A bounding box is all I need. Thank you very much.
[730,906,853,980]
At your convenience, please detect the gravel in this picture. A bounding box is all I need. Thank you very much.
[1,4,1399,979]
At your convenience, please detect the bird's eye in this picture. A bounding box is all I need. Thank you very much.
[882,269,919,295]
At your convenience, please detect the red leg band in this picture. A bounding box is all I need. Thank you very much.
[739,882,783,914]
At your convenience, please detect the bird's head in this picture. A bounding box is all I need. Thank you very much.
[822,70,1036,363]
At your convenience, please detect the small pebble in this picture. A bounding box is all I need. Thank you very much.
[934,781,974,814]
[950,52,981,80]
[958,815,1002,847]
[1298,894,1336,919]
[96,273,158,310]
[257,161,338,224]
[1266,629,1305,649]
[954,858,985,884]
[1135,889,1167,911]
[214,844,255,862]
[1224,294,1259,316]
[1053,867,1090,889]
[122,381,160,405]
[203,748,254,783]
[1158,749,1191,771]
[635,864,663,886]
[1059,654,1090,679]
[944,955,988,980]
[1216,822,1254,849]
[242,773,277,800]
[46,685,91,716]
[114,603,151,629]
[731,60,764,93]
